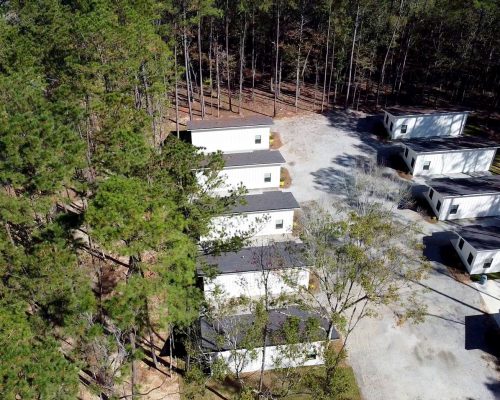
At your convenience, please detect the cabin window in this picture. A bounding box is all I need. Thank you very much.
[436,200,441,212]
[458,238,464,250]
[429,189,434,199]
[385,114,389,124]
[484,258,493,269]
[411,158,415,168]
[401,124,408,134]
[404,148,409,158]
[450,205,459,214]
[305,350,318,361]
[255,135,262,144]
[275,219,284,229]
[467,253,474,265]
[264,173,272,183]
[390,122,393,132]
[423,161,431,170]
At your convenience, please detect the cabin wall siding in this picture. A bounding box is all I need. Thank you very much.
[402,147,496,176]
[200,209,295,242]
[203,267,309,300]
[191,126,271,153]
[384,111,468,139]
[451,235,500,274]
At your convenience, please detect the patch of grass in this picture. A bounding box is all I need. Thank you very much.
[280,167,292,188]
[270,131,283,149]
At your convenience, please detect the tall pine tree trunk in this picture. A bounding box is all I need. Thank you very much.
[345,1,360,109]
[273,0,280,117]
[208,18,214,115]
[225,0,232,112]
[321,0,333,112]
[197,16,205,118]
[327,32,336,108]
[294,11,304,111]
[215,39,221,117]
[183,9,193,120]
[251,6,256,102]
[238,17,247,114]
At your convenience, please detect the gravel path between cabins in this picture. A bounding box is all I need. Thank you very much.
[274,111,500,400]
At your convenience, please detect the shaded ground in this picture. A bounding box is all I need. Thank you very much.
[275,111,500,400]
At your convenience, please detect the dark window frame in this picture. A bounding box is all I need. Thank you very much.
[423,161,431,170]
[467,253,474,265]
[401,124,408,134]
[458,238,464,250]
[450,205,459,214]
[255,134,262,144]
[275,219,284,229]
[411,158,415,168]
[264,173,272,183]
[404,148,409,158]
[429,189,434,199]
[390,121,393,132]
[484,258,493,269]
[436,200,442,212]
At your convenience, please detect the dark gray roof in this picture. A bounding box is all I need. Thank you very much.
[198,242,307,275]
[200,307,339,352]
[385,106,470,117]
[223,150,285,168]
[428,175,500,197]
[402,136,499,154]
[457,225,500,251]
[187,116,273,131]
[229,191,299,214]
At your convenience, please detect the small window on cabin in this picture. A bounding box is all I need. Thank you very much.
[385,115,389,124]
[484,258,493,269]
[275,219,284,229]
[404,148,409,158]
[467,253,474,265]
[450,205,459,214]
[264,173,272,183]
[255,135,262,144]
[390,122,393,132]
[458,238,464,250]
[423,161,431,170]
[411,158,415,168]
[401,124,408,134]
[305,350,318,361]
[429,189,434,199]
[436,200,442,212]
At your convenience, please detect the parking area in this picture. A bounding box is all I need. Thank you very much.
[274,111,500,400]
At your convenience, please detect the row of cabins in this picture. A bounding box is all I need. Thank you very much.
[384,107,500,275]
[188,116,337,373]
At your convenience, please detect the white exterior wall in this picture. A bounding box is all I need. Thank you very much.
[451,236,500,274]
[384,111,468,139]
[425,188,500,220]
[191,126,270,153]
[402,146,497,176]
[203,267,309,300]
[200,209,295,242]
[218,165,281,191]
[213,341,325,373]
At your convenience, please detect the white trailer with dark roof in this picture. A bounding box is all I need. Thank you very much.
[200,307,339,373]
[424,176,500,221]
[200,191,299,243]
[198,242,309,300]
[451,225,500,274]
[401,137,498,176]
[383,107,469,139]
[214,150,285,192]
[188,116,273,153]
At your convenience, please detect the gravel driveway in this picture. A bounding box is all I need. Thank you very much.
[274,111,500,400]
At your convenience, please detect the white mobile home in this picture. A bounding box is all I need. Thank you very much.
[383,107,469,139]
[401,137,498,176]
[217,150,285,192]
[201,191,299,243]
[424,175,500,221]
[451,225,500,275]
[198,242,309,300]
[188,116,273,153]
[200,307,340,374]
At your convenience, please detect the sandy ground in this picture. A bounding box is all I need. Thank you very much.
[274,111,500,400]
